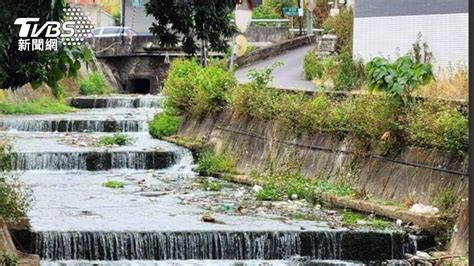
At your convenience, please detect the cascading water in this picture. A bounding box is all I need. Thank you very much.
[3,94,420,265]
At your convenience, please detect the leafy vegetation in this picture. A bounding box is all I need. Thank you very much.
[0,252,18,265]
[79,72,111,96]
[0,175,31,222]
[149,112,180,139]
[303,51,324,80]
[255,187,280,201]
[199,178,222,191]
[163,59,236,118]
[195,150,236,176]
[322,8,353,54]
[102,180,125,189]
[98,133,132,146]
[342,211,391,229]
[0,97,75,114]
[334,52,365,90]
[366,56,433,104]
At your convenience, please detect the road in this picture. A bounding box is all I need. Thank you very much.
[234,45,316,91]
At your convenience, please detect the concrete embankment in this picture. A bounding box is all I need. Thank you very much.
[174,108,468,255]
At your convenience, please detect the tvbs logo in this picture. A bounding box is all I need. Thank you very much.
[14,8,93,51]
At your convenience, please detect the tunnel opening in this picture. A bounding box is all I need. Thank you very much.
[127,78,151,94]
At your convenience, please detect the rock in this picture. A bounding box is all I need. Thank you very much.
[78,141,87,147]
[201,214,216,223]
[327,210,337,215]
[291,194,298,200]
[396,219,403,226]
[409,204,439,214]
[252,185,263,193]
[415,251,432,259]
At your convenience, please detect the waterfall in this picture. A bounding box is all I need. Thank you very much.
[0,119,146,132]
[69,96,163,109]
[16,231,414,261]
[11,151,176,171]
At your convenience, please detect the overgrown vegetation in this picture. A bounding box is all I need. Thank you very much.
[0,252,18,266]
[98,133,132,146]
[255,187,279,201]
[148,112,180,139]
[195,150,236,176]
[102,180,125,189]
[322,8,353,54]
[79,71,111,96]
[199,178,222,191]
[0,175,31,222]
[0,97,75,115]
[342,211,391,229]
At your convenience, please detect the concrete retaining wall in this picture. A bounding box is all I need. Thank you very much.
[176,108,468,255]
[245,27,290,43]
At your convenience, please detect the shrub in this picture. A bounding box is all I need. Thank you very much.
[407,101,468,154]
[98,133,132,146]
[334,52,365,91]
[0,175,31,222]
[195,150,236,175]
[163,59,236,117]
[102,180,125,189]
[199,179,222,191]
[79,71,110,95]
[303,51,323,80]
[322,8,353,54]
[252,5,280,24]
[365,56,433,104]
[149,112,180,139]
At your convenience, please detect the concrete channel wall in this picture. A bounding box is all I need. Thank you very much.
[176,108,468,255]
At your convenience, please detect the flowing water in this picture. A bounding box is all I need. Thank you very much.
[1,95,417,265]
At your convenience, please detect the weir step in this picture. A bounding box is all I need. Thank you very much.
[11,151,177,171]
[68,96,163,109]
[12,230,414,262]
[0,119,147,132]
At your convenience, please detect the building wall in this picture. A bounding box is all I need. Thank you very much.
[353,0,468,72]
[124,0,155,34]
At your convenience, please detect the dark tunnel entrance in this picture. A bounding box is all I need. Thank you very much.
[126,78,151,94]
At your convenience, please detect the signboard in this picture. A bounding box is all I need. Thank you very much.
[131,0,141,8]
[307,1,316,12]
[282,7,298,17]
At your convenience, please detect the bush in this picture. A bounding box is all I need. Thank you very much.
[199,179,222,191]
[365,56,433,104]
[79,71,110,95]
[149,112,180,139]
[252,5,280,22]
[195,150,236,175]
[255,187,280,201]
[303,51,323,80]
[334,52,365,90]
[323,8,353,54]
[164,59,236,117]
[0,175,31,222]
[407,101,468,154]
[230,84,281,120]
[98,133,132,146]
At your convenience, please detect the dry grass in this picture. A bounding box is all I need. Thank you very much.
[417,68,468,100]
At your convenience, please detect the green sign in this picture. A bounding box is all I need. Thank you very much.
[282,7,298,17]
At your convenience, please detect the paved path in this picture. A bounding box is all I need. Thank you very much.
[235,45,316,91]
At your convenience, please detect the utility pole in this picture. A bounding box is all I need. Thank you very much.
[307,0,315,35]
[298,0,303,36]
[121,0,126,43]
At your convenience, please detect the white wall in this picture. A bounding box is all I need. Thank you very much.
[353,13,468,73]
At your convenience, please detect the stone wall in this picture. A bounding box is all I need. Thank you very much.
[176,108,468,255]
[245,27,290,43]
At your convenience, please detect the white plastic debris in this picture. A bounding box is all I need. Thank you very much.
[396,219,403,226]
[252,185,263,193]
[409,203,439,214]
[290,194,298,200]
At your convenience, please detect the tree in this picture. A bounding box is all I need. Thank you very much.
[0,0,91,90]
[145,0,238,54]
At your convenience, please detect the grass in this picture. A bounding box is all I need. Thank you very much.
[418,68,468,100]
[79,71,111,95]
[195,150,236,176]
[102,180,125,189]
[255,187,280,201]
[199,179,222,191]
[0,97,75,115]
[98,133,132,146]
[342,211,391,229]
[149,112,180,139]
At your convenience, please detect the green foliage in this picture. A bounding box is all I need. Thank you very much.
[366,56,433,104]
[230,84,282,120]
[0,97,75,115]
[247,61,283,90]
[79,71,110,96]
[252,5,281,25]
[200,178,222,191]
[1,252,18,266]
[0,175,31,222]
[334,52,365,91]
[98,133,132,146]
[342,211,391,229]
[149,112,180,139]
[407,101,468,154]
[322,8,353,54]
[0,0,92,90]
[255,187,280,201]
[303,51,323,80]
[145,0,237,54]
[102,180,125,189]
[163,59,236,117]
[432,187,459,213]
[195,150,235,175]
